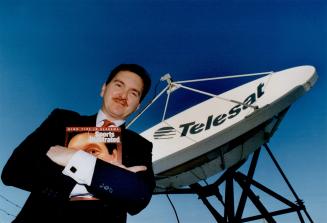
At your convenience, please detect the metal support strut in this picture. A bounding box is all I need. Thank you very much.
[184,144,314,223]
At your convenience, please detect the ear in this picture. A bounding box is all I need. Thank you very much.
[100,83,106,97]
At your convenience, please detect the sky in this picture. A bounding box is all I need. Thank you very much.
[0,0,326,222]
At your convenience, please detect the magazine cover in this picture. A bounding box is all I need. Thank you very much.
[65,126,122,163]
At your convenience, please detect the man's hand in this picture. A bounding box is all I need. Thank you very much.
[108,161,147,173]
[47,145,76,167]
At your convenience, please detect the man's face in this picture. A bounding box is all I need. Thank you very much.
[100,71,143,120]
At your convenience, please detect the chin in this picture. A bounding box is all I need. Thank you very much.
[110,111,125,120]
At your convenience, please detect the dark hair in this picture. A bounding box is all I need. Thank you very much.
[105,64,151,102]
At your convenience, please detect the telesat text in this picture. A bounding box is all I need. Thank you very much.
[177,83,265,137]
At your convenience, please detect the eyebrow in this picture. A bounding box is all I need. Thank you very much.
[113,79,142,97]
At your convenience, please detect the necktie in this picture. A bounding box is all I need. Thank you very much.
[101,119,114,127]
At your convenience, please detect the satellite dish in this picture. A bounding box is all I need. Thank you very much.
[137,65,317,192]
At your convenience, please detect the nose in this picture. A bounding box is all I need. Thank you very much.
[120,90,128,99]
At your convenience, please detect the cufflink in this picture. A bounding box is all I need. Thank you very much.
[70,166,77,173]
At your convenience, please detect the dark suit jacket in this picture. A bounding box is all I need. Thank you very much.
[1,109,155,223]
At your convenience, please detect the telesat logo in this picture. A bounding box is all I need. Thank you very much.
[154,126,177,139]
[153,83,265,139]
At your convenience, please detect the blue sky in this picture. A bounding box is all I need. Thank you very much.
[0,0,326,222]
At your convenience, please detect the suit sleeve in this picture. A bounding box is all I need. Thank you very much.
[1,109,76,199]
[87,138,155,215]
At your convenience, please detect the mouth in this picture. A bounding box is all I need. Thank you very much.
[113,98,127,107]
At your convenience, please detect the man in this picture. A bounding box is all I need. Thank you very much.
[1,64,155,223]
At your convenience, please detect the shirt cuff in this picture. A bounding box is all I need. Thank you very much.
[62,150,96,186]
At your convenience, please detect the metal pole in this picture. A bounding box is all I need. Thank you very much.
[190,183,225,223]
[235,148,261,220]
[263,144,314,223]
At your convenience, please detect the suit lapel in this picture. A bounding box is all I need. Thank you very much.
[78,114,97,127]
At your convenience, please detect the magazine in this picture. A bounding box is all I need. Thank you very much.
[65,126,122,163]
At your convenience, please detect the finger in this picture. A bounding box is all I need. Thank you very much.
[46,146,76,166]
[46,146,58,158]
[128,165,147,173]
